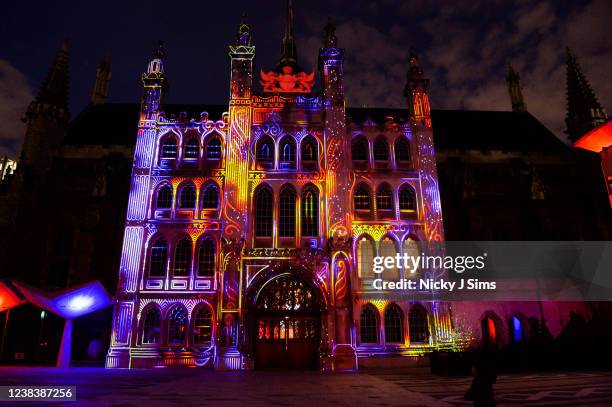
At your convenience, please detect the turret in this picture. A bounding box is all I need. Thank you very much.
[404,50,431,127]
[277,0,298,71]
[506,65,526,112]
[141,41,167,121]
[91,52,111,105]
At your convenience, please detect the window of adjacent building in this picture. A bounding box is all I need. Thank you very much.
[184,137,200,160]
[360,306,378,344]
[254,186,273,237]
[384,304,403,343]
[142,307,161,344]
[408,304,429,343]
[173,238,192,277]
[376,184,393,211]
[398,184,416,211]
[279,184,296,238]
[156,185,173,209]
[354,184,372,211]
[279,137,296,169]
[168,306,187,345]
[161,137,178,159]
[149,238,168,277]
[352,137,368,162]
[201,183,219,209]
[301,185,319,237]
[206,136,222,160]
[193,308,213,345]
[373,138,389,161]
[394,137,411,163]
[178,184,196,209]
[197,238,215,277]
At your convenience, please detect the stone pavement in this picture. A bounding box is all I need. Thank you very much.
[1,367,611,406]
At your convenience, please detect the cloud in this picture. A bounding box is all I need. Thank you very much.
[0,60,32,157]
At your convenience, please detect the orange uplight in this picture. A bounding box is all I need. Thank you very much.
[0,281,24,312]
[574,121,612,153]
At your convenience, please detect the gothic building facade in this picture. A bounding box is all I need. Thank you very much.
[1,2,610,369]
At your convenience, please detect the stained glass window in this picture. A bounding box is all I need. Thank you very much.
[301,185,318,237]
[373,138,389,161]
[376,184,393,211]
[173,238,192,277]
[360,306,378,344]
[384,304,403,343]
[161,137,178,159]
[354,184,372,210]
[179,184,196,209]
[142,307,161,344]
[156,185,173,209]
[279,184,296,237]
[399,184,416,211]
[408,304,429,343]
[197,238,215,276]
[201,183,219,209]
[394,137,411,163]
[168,306,187,345]
[256,276,316,312]
[352,137,368,161]
[254,186,273,237]
[206,135,222,160]
[149,238,168,277]
[184,137,199,159]
[193,307,213,344]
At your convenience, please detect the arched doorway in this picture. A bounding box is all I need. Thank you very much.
[253,274,321,369]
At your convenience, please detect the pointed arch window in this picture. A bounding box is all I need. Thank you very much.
[168,306,188,345]
[373,138,389,161]
[201,183,219,209]
[161,136,178,159]
[254,186,273,237]
[511,316,523,342]
[357,236,375,278]
[376,184,393,211]
[193,307,213,345]
[380,237,399,278]
[149,238,168,277]
[403,238,421,274]
[352,137,368,162]
[205,135,222,160]
[354,184,372,211]
[360,305,378,344]
[197,237,215,277]
[384,304,404,343]
[482,316,497,348]
[399,184,416,211]
[301,136,318,170]
[279,137,296,170]
[408,304,429,343]
[178,184,196,209]
[279,184,296,238]
[184,137,200,160]
[156,185,173,209]
[173,238,192,277]
[301,185,319,237]
[394,137,411,163]
[142,307,161,344]
[256,136,274,168]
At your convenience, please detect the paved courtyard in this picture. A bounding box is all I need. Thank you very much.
[0,367,611,406]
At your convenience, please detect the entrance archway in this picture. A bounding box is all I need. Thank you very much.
[253,274,321,369]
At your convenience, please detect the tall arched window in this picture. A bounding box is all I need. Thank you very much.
[511,316,523,342]
[373,138,389,162]
[384,304,403,343]
[408,304,429,343]
[197,237,215,277]
[173,238,192,277]
[279,137,296,169]
[360,305,378,344]
[380,237,399,278]
[149,238,168,277]
[167,306,187,345]
[256,136,274,168]
[398,184,416,212]
[301,136,318,169]
[184,137,200,160]
[193,307,213,345]
[357,236,375,278]
[301,185,319,237]
[254,186,273,237]
[205,135,222,160]
[156,185,173,209]
[376,184,393,212]
[142,306,161,344]
[201,183,219,209]
[354,184,372,211]
[352,137,368,162]
[394,137,411,164]
[403,237,421,275]
[279,184,296,238]
[482,316,497,348]
[160,136,178,159]
[178,184,196,209]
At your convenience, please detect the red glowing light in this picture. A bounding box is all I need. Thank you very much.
[574,121,612,153]
[0,281,24,312]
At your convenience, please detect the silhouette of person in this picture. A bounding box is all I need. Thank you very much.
[464,360,496,407]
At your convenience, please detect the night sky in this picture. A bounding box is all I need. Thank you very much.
[1,0,610,156]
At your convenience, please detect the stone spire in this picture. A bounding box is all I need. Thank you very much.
[29,40,70,118]
[565,47,607,142]
[404,49,431,127]
[277,0,298,70]
[91,52,111,105]
[506,65,526,112]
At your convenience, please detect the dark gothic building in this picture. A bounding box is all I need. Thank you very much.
[0,1,610,369]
